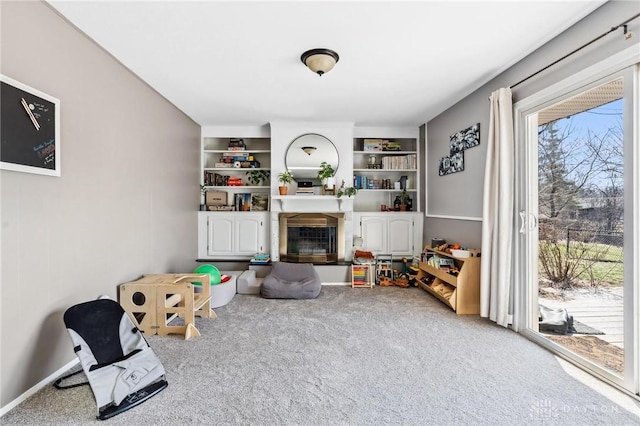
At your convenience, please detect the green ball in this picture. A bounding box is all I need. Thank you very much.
[193,264,221,285]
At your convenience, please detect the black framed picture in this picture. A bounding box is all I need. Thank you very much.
[1,75,61,176]
[449,123,480,154]
[439,151,464,176]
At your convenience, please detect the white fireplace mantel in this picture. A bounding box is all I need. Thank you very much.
[271,195,352,212]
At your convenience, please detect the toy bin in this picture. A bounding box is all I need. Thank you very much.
[194,271,238,308]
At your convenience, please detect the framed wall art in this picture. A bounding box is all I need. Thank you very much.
[438,122,480,177]
[251,193,269,211]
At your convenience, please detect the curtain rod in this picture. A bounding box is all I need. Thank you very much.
[509,11,640,90]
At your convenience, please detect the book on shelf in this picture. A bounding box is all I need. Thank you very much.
[227,178,243,186]
[214,162,234,168]
[250,253,271,264]
[233,193,251,211]
[228,138,246,150]
[296,188,315,195]
[221,152,250,161]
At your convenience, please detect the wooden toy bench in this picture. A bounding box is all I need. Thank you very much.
[119,274,216,340]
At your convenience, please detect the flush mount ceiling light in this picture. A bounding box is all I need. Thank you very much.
[300,48,339,76]
[301,146,317,155]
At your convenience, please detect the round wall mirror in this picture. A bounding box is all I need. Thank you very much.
[285,133,339,179]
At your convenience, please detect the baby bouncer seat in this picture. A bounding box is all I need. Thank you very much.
[54,297,168,420]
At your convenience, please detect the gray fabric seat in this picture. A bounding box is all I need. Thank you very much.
[261,262,321,299]
[539,305,574,335]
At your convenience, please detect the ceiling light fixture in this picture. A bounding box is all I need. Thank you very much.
[300,48,339,76]
[301,146,317,155]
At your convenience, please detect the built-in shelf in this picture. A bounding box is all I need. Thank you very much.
[356,189,418,192]
[352,136,419,212]
[202,185,269,190]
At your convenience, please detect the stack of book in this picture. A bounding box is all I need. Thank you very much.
[250,253,271,264]
[296,187,314,195]
[220,152,250,164]
[228,138,246,150]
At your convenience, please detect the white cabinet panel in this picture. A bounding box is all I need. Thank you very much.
[388,217,413,254]
[355,212,422,257]
[198,212,268,259]
[208,215,234,256]
[360,216,387,253]
[235,216,263,255]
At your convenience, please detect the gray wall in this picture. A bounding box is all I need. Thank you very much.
[1,1,200,408]
[424,0,639,250]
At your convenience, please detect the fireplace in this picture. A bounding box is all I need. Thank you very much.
[279,213,345,264]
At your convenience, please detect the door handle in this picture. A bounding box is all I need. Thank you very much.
[519,211,527,234]
[519,211,538,234]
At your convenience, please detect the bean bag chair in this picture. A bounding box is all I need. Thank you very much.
[261,261,321,299]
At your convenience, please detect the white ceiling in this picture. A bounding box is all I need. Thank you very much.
[47,1,606,127]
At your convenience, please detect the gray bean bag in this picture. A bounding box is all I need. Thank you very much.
[260,262,322,299]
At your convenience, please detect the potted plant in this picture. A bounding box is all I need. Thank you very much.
[337,180,358,198]
[246,169,270,186]
[277,170,294,195]
[399,189,411,211]
[200,184,207,211]
[317,161,336,191]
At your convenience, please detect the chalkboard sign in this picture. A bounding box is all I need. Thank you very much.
[1,75,60,176]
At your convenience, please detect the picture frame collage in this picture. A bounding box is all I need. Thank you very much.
[439,123,480,176]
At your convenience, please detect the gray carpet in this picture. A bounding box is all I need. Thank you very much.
[3,286,639,425]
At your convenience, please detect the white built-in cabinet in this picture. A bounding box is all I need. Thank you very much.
[197,212,269,260]
[351,127,423,258]
[196,125,423,260]
[354,212,423,257]
[198,126,271,259]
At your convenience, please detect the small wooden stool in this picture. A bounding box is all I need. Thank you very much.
[119,274,216,340]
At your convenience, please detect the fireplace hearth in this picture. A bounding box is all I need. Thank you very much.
[279,213,345,264]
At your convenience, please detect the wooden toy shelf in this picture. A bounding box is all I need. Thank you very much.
[415,247,481,314]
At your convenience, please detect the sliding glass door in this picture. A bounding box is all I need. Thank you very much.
[516,65,638,395]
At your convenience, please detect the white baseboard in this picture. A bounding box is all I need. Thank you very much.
[0,358,79,417]
[425,214,482,222]
[322,282,350,286]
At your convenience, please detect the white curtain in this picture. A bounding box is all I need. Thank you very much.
[480,88,514,327]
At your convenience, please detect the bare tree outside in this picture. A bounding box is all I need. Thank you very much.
[538,98,623,289]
